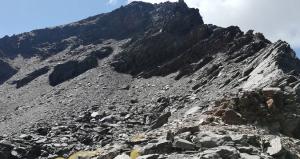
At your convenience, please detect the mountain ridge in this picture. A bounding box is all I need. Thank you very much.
[1,1,300,159]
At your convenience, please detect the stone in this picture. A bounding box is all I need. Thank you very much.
[36,127,50,136]
[91,112,100,118]
[281,118,300,138]
[137,154,159,159]
[242,65,255,77]
[175,125,200,135]
[262,87,281,95]
[199,116,215,125]
[195,131,232,148]
[266,137,285,156]
[166,154,198,159]
[76,112,92,123]
[262,87,281,99]
[35,138,47,144]
[67,149,102,159]
[173,138,195,150]
[293,83,300,94]
[130,98,139,104]
[100,115,115,123]
[166,131,175,141]
[240,153,260,159]
[199,146,240,159]
[192,83,202,90]
[184,106,201,116]
[142,140,172,155]
[120,84,130,90]
[237,146,257,154]
[200,153,221,159]
[91,47,113,59]
[19,134,32,140]
[1,2,300,159]
[221,110,244,125]
[114,153,131,159]
[11,150,22,158]
[266,98,275,110]
[26,145,42,159]
[0,143,14,159]
[231,134,260,147]
[128,133,149,145]
[98,144,125,159]
[150,112,171,130]
[13,147,27,157]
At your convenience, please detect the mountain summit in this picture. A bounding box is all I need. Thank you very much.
[0,1,300,159]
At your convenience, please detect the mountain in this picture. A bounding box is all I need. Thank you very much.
[1,1,300,159]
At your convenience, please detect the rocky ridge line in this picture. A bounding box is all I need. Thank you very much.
[0,1,300,159]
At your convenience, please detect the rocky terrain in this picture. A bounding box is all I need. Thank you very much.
[1,1,300,159]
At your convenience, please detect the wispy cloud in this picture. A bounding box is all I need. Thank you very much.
[128,0,300,49]
[108,0,118,5]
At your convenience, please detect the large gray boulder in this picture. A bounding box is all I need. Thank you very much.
[199,146,240,159]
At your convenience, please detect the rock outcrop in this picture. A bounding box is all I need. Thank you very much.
[0,1,300,159]
[13,66,50,88]
[0,60,17,85]
[49,55,98,86]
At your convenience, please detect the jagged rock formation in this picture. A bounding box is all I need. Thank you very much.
[49,56,98,86]
[13,66,50,88]
[0,60,17,85]
[0,1,300,159]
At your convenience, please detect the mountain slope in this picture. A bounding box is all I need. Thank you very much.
[0,1,300,159]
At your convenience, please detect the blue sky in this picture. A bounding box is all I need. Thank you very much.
[0,0,299,56]
[296,48,300,55]
[0,0,127,37]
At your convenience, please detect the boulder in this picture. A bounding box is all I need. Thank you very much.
[13,66,49,88]
[90,47,113,59]
[195,131,232,148]
[49,55,98,86]
[221,110,244,125]
[150,112,171,130]
[282,118,300,138]
[19,134,32,140]
[100,115,116,123]
[98,144,125,159]
[236,146,259,154]
[231,134,261,147]
[35,127,50,136]
[175,125,200,135]
[199,146,240,159]
[240,153,260,159]
[114,154,131,159]
[173,138,195,150]
[262,87,281,95]
[91,112,101,118]
[141,140,172,155]
[0,143,14,159]
[137,154,159,159]
[184,106,201,116]
[266,137,285,156]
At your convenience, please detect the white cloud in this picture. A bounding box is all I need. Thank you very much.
[127,0,300,49]
[108,0,118,5]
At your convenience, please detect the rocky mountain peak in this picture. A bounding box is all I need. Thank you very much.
[0,1,202,59]
[1,1,300,159]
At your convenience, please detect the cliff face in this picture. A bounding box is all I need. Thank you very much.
[1,1,300,159]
